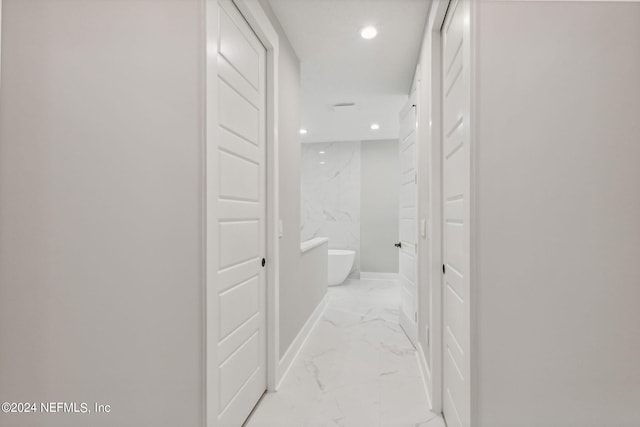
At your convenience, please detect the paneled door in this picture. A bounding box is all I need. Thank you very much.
[398,89,419,347]
[208,0,267,425]
[441,0,471,425]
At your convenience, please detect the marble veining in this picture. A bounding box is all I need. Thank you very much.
[245,279,445,427]
[301,142,361,275]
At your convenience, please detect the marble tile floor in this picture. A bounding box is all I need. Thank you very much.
[245,278,446,427]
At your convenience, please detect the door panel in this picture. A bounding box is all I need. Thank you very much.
[212,0,267,425]
[219,7,260,89]
[218,54,261,109]
[219,332,261,409]
[219,151,260,201]
[219,221,260,269]
[218,313,261,364]
[218,79,260,143]
[219,276,260,339]
[398,91,419,346]
[442,0,470,426]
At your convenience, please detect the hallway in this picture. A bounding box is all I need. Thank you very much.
[246,279,445,427]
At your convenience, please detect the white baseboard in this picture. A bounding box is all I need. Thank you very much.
[359,272,399,281]
[347,271,361,280]
[276,293,329,390]
[399,308,418,348]
[417,342,433,410]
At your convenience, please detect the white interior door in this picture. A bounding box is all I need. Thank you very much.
[441,0,471,426]
[209,0,267,425]
[398,90,419,347]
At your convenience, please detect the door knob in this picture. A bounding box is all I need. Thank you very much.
[394,242,402,248]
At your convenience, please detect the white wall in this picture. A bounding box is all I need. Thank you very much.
[0,1,203,426]
[301,141,361,274]
[474,2,640,425]
[301,139,400,275]
[361,139,399,273]
[258,0,327,359]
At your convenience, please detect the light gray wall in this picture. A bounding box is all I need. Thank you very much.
[0,0,2,85]
[475,2,640,426]
[259,1,327,358]
[298,241,328,322]
[0,1,203,426]
[361,140,399,273]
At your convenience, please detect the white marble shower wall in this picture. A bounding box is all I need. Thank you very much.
[301,141,361,275]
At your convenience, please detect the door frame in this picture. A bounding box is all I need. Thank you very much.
[423,0,448,414]
[205,0,280,425]
[418,0,477,420]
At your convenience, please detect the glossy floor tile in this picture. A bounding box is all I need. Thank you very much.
[246,278,446,427]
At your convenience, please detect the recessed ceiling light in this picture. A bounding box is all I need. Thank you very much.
[319,161,326,165]
[300,128,308,135]
[319,151,325,154]
[370,123,380,130]
[360,26,377,40]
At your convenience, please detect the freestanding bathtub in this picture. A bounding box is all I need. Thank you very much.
[328,249,356,286]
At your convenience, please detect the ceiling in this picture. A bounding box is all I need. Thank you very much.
[267,0,431,143]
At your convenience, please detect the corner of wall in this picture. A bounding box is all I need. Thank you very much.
[257,1,327,363]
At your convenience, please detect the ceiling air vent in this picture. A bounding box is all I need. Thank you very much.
[332,102,357,112]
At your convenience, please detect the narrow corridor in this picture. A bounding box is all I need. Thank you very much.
[246,279,445,427]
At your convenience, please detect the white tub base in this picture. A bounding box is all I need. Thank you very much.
[328,249,356,286]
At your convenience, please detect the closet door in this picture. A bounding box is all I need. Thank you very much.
[208,0,267,425]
